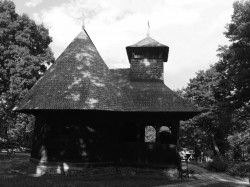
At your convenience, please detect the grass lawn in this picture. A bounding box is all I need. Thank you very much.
[0,153,185,187]
[0,175,184,187]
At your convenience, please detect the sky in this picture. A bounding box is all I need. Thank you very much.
[12,0,236,90]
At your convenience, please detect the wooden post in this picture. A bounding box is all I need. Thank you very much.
[155,126,160,143]
[136,123,140,165]
[115,122,121,167]
[174,120,182,177]
[136,122,145,165]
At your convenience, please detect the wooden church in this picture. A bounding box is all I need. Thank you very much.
[15,27,198,174]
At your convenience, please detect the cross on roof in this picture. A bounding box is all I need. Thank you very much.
[147,21,150,37]
[82,13,86,30]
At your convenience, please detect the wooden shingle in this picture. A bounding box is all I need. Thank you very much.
[15,30,136,111]
[15,29,198,114]
[111,68,198,113]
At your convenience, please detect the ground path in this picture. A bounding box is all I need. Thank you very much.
[1,153,250,186]
[161,163,250,187]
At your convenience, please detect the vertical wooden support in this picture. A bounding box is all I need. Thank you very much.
[31,113,50,161]
[139,124,145,143]
[175,121,180,150]
[116,121,122,164]
[31,114,40,159]
[155,126,161,143]
[115,121,121,171]
[174,120,182,177]
[136,123,140,165]
[136,122,145,165]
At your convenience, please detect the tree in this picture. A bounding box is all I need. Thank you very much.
[215,0,250,114]
[179,0,250,162]
[214,0,250,158]
[180,66,231,159]
[0,0,54,148]
[179,117,210,160]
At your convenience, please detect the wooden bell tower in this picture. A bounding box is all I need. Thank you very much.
[126,34,169,82]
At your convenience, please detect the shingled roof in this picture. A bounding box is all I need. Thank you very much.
[126,36,169,62]
[15,30,136,111]
[110,68,199,113]
[128,36,167,47]
[15,29,198,114]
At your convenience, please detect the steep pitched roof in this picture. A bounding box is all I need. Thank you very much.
[128,36,167,47]
[15,29,198,114]
[15,30,136,111]
[110,69,199,113]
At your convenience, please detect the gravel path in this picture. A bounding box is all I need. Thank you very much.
[159,163,250,187]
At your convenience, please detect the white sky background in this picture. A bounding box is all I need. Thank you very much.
[13,0,236,90]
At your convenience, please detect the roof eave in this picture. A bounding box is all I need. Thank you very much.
[126,46,169,63]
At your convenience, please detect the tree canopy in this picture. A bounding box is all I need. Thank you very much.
[180,0,250,161]
[0,0,54,148]
[215,1,250,114]
[179,66,231,158]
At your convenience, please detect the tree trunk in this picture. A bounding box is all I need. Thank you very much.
[211,134,223,160]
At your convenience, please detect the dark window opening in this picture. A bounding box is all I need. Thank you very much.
[159,126,174,144]
[132,51,163,59]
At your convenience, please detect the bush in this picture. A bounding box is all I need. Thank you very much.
[207,159,229,172]
[227,163,250,177]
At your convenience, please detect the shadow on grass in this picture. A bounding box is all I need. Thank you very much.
[0,175,186,187]
[201,181,250,187]
[0,154,186,187]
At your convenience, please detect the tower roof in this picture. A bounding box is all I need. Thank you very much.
[126,36,169,62]
[128,36,168,47]
[15,29,136,111]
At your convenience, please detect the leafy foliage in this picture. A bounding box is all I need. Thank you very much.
[227,163,250,177]
[207,158,229,172]
[215,0,250,159]
[215,1,250,113]
[0,0,54,148]
[180,1,250,163]
[179,66,231,158]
